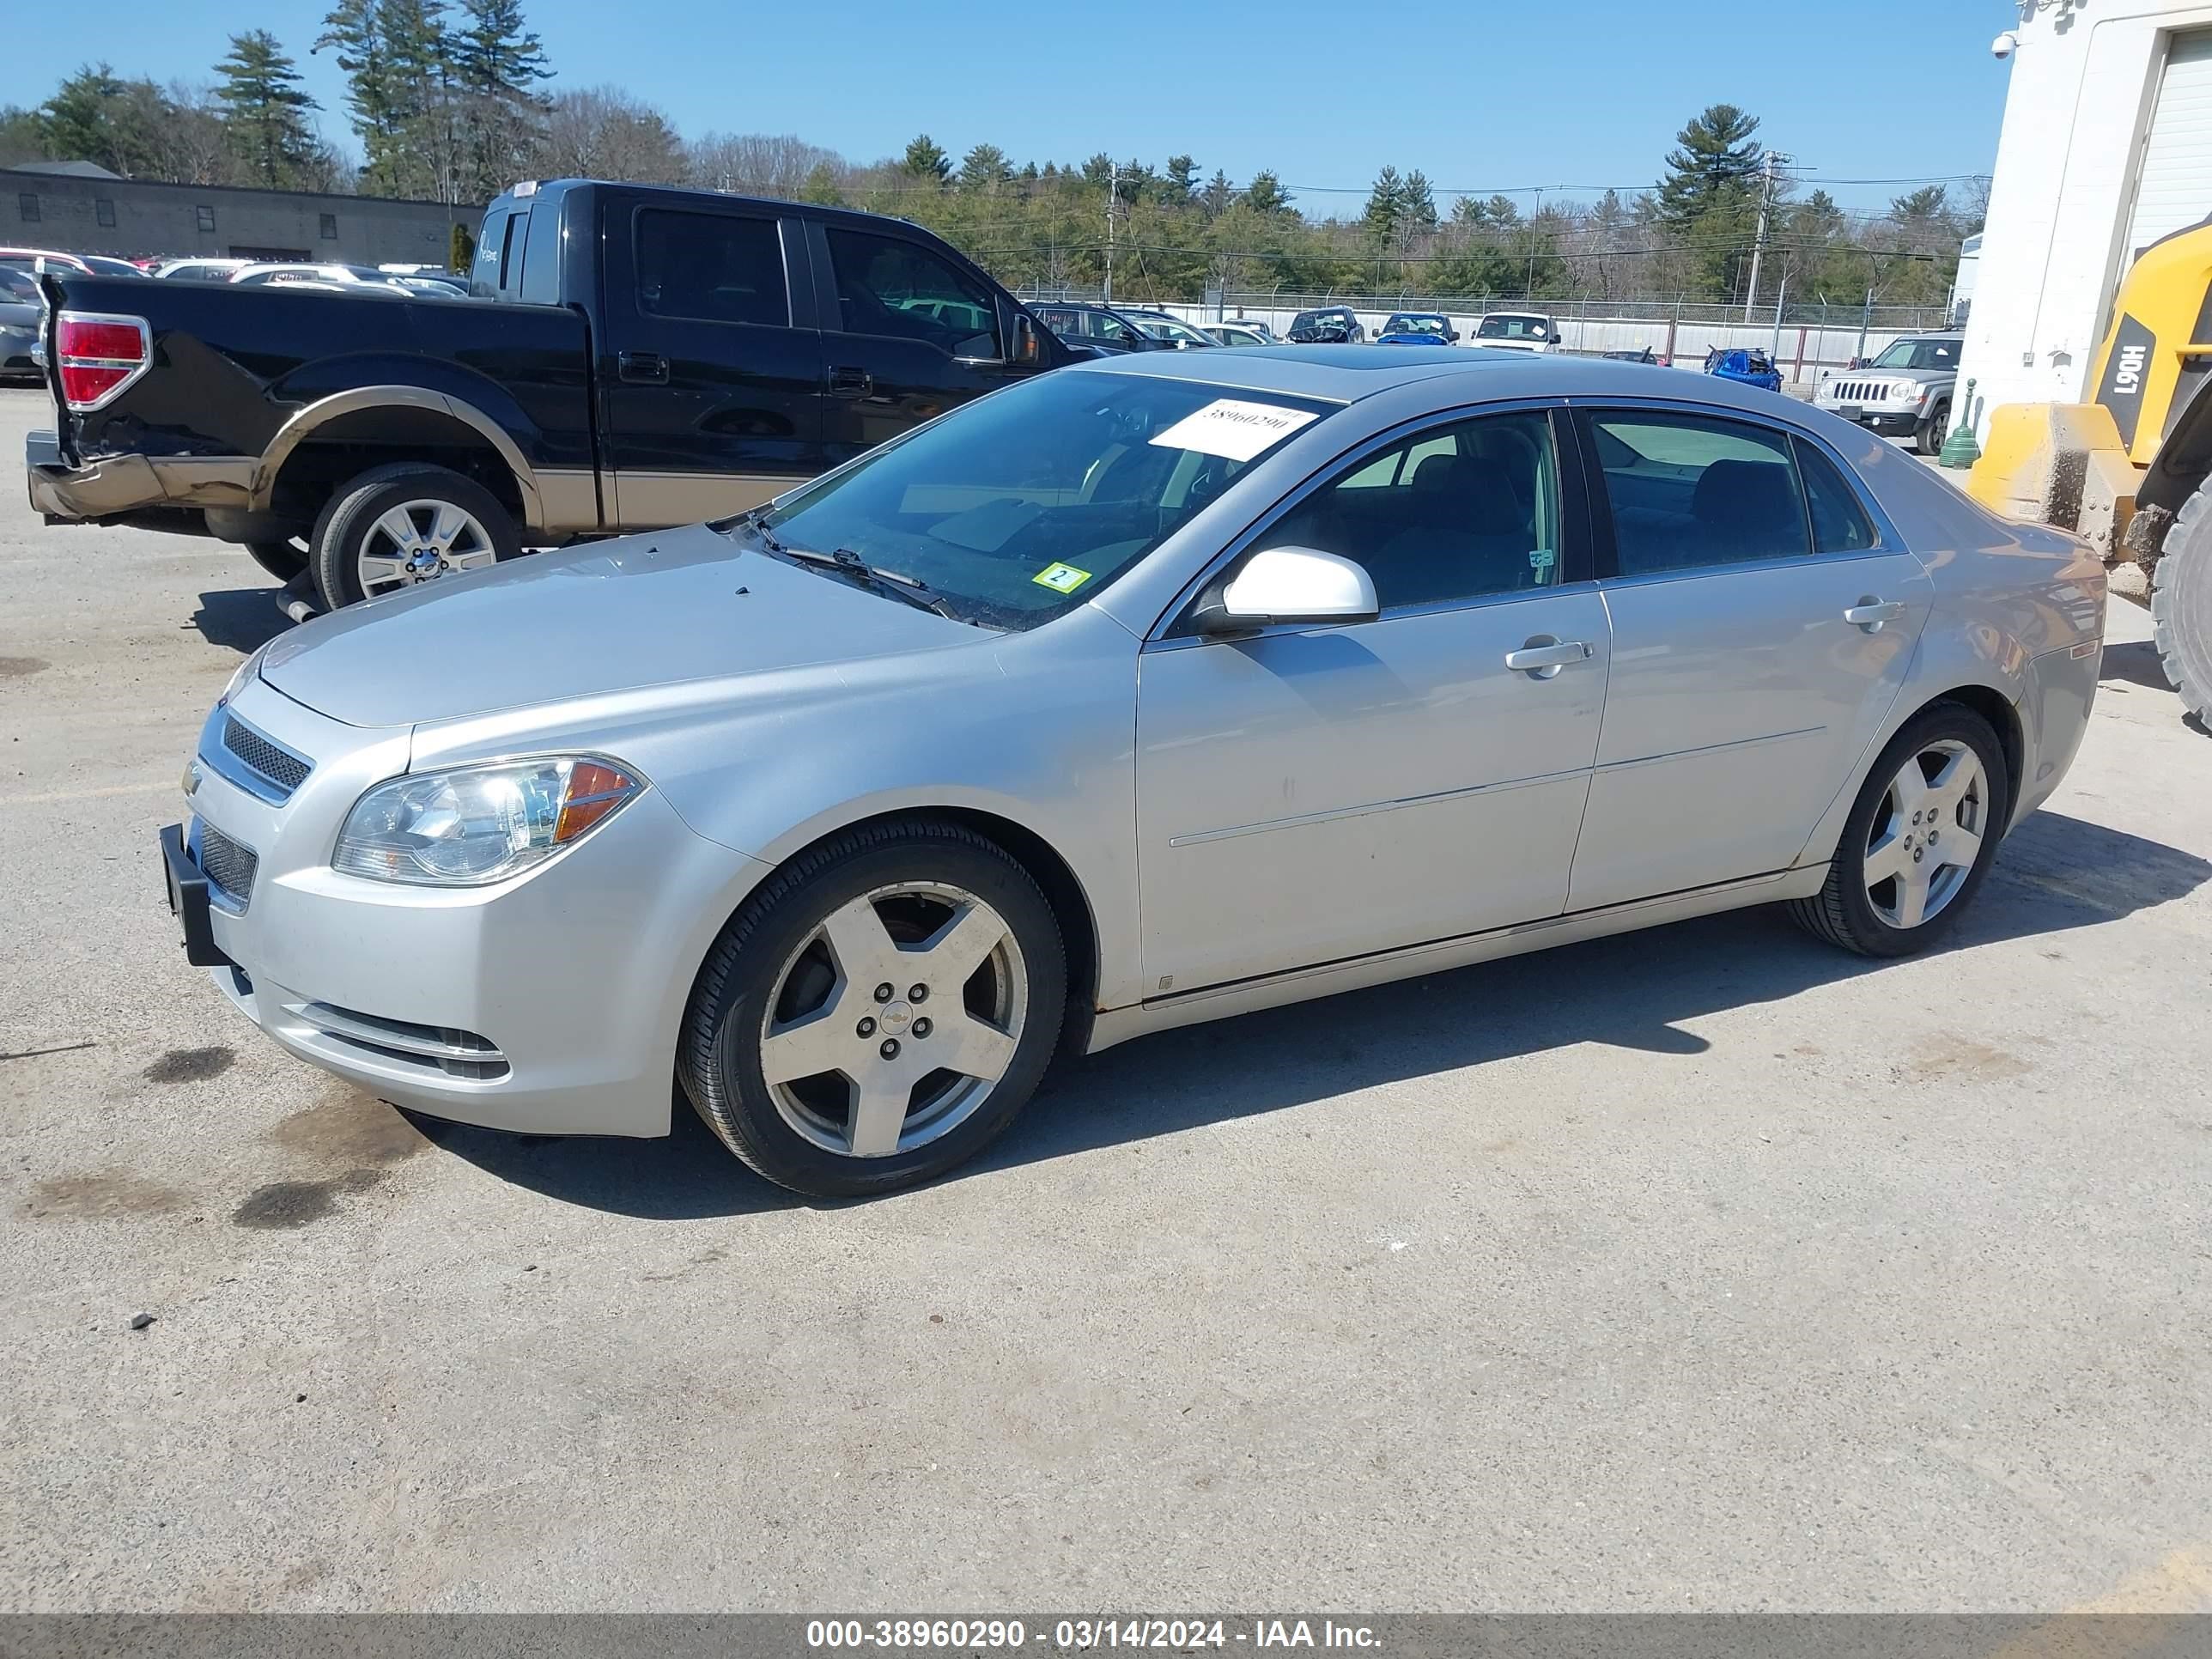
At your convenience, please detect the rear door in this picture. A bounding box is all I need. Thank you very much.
[1565,407,1931,910]
[810,222,1043,464]
[599,192,825,526]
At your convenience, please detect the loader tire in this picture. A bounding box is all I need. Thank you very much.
[2153,478,2212,730]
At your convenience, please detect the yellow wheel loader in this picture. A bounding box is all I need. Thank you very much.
[1969,219,2212,726]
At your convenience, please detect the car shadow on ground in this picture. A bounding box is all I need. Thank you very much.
[410,809,2211,1220]
[189,586,290,656]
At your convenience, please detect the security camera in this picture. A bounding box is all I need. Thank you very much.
[1991,31,2020,58]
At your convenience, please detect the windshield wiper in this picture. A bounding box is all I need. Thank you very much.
[771,542,966,622]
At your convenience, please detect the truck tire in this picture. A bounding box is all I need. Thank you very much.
[244,539,307,582]
[310,463,520,611]
[1916,399,1950,456]
[2153,478,2212,729]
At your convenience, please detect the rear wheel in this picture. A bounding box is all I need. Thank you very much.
[679,820,1066,1197]
[1786,703,2008,957]
[2152,477,2212,729]
[309,463,519,611]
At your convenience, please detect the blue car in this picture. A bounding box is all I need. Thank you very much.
[1376,312,1459,345]
[1706,347,1783,392]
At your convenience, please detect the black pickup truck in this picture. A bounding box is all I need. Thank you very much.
[26,179,1079,608]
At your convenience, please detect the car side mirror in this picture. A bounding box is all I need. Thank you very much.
[1194,546,1380,634]
[1013,313,1040,365]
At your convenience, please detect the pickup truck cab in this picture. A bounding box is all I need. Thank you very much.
[26,179,1078,609]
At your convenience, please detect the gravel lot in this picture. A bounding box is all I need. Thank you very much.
[2,385,2209,1613]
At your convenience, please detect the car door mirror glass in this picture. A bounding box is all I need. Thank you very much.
[1200,546,1380,633]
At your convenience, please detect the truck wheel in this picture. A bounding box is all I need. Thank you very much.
[1916,400,1950,456]
[2153,478,2212,729]
[310,463,520,611]
[244,539,307,582]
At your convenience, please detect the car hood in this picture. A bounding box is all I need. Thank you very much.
[257,521,980,728]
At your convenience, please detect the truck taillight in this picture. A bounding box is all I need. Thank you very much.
[56,312,151,411]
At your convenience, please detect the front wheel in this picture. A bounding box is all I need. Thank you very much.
[1916,400,1951,456]
[309,463,520,611]
[679,820,1067,1197]
[1786,703,2009,957]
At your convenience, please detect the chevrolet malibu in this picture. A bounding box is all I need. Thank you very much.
[164,349,2106,1197]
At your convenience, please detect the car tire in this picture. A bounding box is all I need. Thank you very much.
[243,538,307,582]
[679,818,1067,1198]
[1916,400,1950,456]
[1785,702,2009,958]
[309,463,520,611]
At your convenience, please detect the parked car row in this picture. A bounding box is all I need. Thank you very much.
[2,246,467,298]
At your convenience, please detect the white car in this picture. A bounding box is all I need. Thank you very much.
[155,258,255,283]
[227,262,399,288]
[1473,312,1561,353]
[1204,320,1280,347]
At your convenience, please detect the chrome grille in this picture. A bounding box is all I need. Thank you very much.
[222,714,312,799]
[197,823,258,909]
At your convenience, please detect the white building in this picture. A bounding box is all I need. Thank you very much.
[1961,0,2212,434]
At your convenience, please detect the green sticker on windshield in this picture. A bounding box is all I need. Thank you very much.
[1033,562,1092,593]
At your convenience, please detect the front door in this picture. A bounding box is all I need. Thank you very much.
[1565,408,1932,910]
[599,196,825,526]
[1136,407,1611,994]
[809,222,1042,465]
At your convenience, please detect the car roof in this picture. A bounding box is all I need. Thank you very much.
[1071,346,1826,416]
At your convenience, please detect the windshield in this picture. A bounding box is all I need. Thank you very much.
[1386,315,1447,334]
[1476,314,1547,339]
[1870,337,1959,371]
[0,266,36,301]
[751,373,1337,630]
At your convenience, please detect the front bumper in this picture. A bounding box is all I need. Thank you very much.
[177,680,770,1138]
[27,428,258,523]
[1821,405,1928,435]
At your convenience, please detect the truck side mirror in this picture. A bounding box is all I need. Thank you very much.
[1013,313,1040,365]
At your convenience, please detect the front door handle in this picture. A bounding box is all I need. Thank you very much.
[617,350,668,385]
[1504,637,1594,678]
[828,365,873,398]
[1844,597,1908,632]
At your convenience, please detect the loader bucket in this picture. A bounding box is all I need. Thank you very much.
[1967,402,2141,559]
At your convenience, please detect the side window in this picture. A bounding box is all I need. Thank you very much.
[1259,410,1565,611]
[1792,437,1879,553]
[1588,411,1809,575]
[518,198,562,304]
[635,209,788,325]
[824,228,1002,359]
[471,208,510,298]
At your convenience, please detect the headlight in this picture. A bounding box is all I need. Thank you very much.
[333,756,643,886]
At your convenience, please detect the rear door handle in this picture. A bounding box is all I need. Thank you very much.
[828,365,874,398]
[1504,638,1594,677]
[617,350,668,385]
[1844,598,1908,632]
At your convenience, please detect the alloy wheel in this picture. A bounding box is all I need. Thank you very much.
[1863,738,1989,928]
[757,881,1029,1158]
[356,499,497,599]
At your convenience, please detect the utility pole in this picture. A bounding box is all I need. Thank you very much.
[1743,150,1789,322]
[1104,161,1118,304]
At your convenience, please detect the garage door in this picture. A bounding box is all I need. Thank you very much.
[2126,29,2212,258]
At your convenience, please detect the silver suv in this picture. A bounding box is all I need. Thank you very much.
[1815,333,1960,455]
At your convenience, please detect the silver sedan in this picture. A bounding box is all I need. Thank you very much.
[164,349,2106,1196]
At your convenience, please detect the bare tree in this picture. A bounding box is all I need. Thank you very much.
[536,85,684,184]
[686,131,845,197]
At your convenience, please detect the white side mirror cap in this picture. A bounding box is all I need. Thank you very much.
[1209,546,1380,631]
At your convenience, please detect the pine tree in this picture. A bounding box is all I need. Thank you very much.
[1654,103,1763,228]
[450,0,549,98]
[1363,166,1406,243]
[799,160,844,205]
[1162,154,1199,204]
[1201,168,1232,218]
[902,134,951,183]
[957,143,1011,192]
[1243,170,1289,216]
[213,31,321,187]
[1400,169,1437,232]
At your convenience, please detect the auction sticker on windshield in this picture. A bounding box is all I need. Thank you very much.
[1149,398,1320,462]
[1032,562,1093,593]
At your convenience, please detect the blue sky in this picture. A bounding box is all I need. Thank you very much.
[3,0,2014,216]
